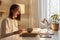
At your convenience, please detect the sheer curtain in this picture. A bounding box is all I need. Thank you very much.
[41,0,60,21]
[38,0,60,28]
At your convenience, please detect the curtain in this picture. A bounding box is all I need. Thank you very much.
[41,0,60,22]
[38,0,60,28]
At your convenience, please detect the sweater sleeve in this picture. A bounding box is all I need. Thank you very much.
[1,19,10,37]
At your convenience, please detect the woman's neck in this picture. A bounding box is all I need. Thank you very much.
[12,16,16,20]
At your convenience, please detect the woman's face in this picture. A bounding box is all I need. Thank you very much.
[12,7,20,18]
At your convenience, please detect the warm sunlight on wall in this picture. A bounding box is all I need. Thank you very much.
[18,4,25,14]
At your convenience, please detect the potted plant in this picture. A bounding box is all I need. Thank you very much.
[51,13,59,31]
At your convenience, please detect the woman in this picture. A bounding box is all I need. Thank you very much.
[1,4,22,40]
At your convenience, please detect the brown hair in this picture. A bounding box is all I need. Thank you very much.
[9,4,21,21]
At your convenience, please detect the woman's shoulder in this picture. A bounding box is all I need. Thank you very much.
[2,17,10,22]
[2,17,19,23]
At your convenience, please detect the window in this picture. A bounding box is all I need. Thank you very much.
[41,0,60,20]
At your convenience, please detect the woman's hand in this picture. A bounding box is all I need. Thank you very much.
[18,29,23,33]
[13,29,23,34]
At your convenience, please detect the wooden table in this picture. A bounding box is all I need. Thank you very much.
[39,30,60,40]
[20,28,60,40]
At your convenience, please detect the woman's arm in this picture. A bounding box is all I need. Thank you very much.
[1,19,18,38]
[1,19,6,38]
